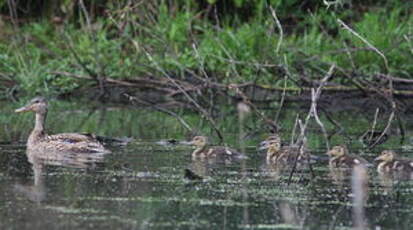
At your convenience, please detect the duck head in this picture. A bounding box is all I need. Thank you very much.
[327,145,348,157]
[375,150,395,162]
[267,141,281,153]
[259,135,281,151]
[15,97,48,115]
[188,136,208,148]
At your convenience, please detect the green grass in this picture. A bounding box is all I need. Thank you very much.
[0,4,412,98]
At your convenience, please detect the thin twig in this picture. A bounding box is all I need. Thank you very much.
[287,64,335,184]
[337,19,389,72]
[6,0,18,29]
[290,114,300,146]
[79,0,91,30]
[396,112,405,145]
[140,45,224,141]
[79,0,106,97]
[311,88,330,150]
[366,108,380,144]
[287,119,306,185]
[274,55,289,125]
[298,64,335,147]
[228,84,279,132]
[269,6,283,54]
[320,108,348,141]
[368,101,395,148]
[124,93,194,132]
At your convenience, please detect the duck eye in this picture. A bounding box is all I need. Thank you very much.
[32,99,42,103]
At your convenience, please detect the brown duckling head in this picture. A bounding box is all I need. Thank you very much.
[189,136,208,148]
[260,134,281,150]
[375,150,396,163]
[265,134,281,143]
[15,97,48,115]
[265,141,282,154]
[327,145,348,157]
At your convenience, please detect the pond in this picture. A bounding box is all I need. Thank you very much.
[1,98,413,229]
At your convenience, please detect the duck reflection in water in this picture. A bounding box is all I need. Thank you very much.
[277,201,309,228]
[14,149,106,203]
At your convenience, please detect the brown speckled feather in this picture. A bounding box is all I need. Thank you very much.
[189,136,245,161]
[194,146,243,160]
[327,145,367,169]
[267,146,310,166]
[46,133,97,143]
[378,159,413,173]
[376,151,413,174]
[329,154,368,168]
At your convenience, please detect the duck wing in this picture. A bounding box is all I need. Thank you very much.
[46,133,98,143]
[280,146,312,162]
[393,159,413,171]
[42,139,109,153]
[336,154,369,167]
[43,133,110,153]
[211,146,246,159]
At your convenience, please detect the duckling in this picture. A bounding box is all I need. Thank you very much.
[326,145,368,168]
[15,97,110,153]
[260,134,310,165]
[187,136,245,160]
[375,150,413,174]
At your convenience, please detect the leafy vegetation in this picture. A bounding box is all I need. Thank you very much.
[0,0,412,98]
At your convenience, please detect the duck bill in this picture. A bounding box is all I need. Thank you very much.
[259,141,269,150]
[374,156,383,161]
[15,105,31,113]
[180,140,194,146]
[259,146,268,151]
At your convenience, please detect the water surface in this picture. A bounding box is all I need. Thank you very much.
[1,99,413,229]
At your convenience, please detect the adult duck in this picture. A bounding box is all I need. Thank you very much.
[15,97,110,153]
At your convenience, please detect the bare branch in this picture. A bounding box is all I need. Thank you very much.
[124,93,194,132]
[298,64,335,149]
[269,6,283,54]
[287,64,335,184]
[337,19,389,73]
[141,46,224,141]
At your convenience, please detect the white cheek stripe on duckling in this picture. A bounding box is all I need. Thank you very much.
[354,159,360,164]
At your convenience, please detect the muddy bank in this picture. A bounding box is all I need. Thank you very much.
[65,82,413,114]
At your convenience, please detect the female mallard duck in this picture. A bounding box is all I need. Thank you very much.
[375,150,413,174]
[260,134,310,165]
[187,136,245,160]
[15,97,110,153]
[326,145,367,168]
